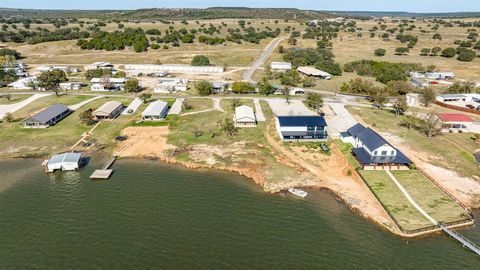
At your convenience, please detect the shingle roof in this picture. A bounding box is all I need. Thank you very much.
[352,148,412,165]
[277,116,327,127]
[28,104,70,124]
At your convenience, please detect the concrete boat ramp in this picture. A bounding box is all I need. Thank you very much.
[90,156,116,180]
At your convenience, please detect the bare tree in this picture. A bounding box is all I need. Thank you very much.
[420,113,442,138]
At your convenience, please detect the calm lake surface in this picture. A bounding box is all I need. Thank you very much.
[0,158,479,269]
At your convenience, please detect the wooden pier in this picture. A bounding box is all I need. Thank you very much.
[440,223,480,256]
[90,156,117,180]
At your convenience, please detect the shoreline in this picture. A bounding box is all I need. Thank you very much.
[115,154,476,239]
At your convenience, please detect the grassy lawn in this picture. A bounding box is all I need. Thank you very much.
[391,170,470,224]
[11,94,92,119]
[333,140,361,170]
[0,96,133,158]
[181,98,213,113]
[358,170,433,231]
[0,94,33,105]
[348,107,480,180]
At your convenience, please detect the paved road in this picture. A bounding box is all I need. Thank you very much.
[0,93,52,119]
[243,36,288,83]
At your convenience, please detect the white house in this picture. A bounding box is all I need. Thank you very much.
[7,77,38,89]
[297,67,332,80]
[59,82,86,90]
[141,100,169,121]
[340,124,412,170]
[270,61,292,71]
[234,105,257,127]
[92,101,124,120]
[154,78,188,93]
[124,64,224,74]
[44,152,81,173]
[90,77,127,91]
[426,72,455,80]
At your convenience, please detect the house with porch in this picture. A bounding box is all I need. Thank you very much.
[92,101,124,120]
[437,113,474,133]
[141,100,169,121]
[341,124,412,170]
[234,105,257,127]
[276,116,327,141]
[21,104,71,128]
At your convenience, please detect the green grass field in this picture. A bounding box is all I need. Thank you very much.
[391,170,470,223]
[0,94,33,105]
[358,170,433,231]
[181,98,213,113]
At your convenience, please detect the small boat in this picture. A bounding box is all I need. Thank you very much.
[288,188,308,198]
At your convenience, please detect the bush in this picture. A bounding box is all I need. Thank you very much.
[457,49,476,62]
[124,78,140,92]
[191,55,210,66]
[374,48,386,56]
[441,47,457,58]
[150,44,160,50]
[315,59,342,76]
[196,80,213,96]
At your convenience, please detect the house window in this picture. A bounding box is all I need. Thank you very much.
[391,151,395,155]
[373,151,377,155]
[381,151,387,156]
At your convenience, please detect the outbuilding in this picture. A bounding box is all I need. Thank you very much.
[141,100,169,121]
[90,77,127,91]
[92,101,124,120]
[154,78,188,93]
[297,67,332,80]
[44,152,81,173]
[270,61,292,71]
[21,104,71,128]
[234,105,257,127]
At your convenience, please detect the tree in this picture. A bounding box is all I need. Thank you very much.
[37,70,68,96]
[231,98,242,110]
[420,48,431,56]
[394,47,409,55]
[231,82,255,94]
[371,90,388,108]
[393,96,408,116]
[432,33,442,40]
[446,81,476,94]
[431,47,442,56]
[420,113,442,138]
[420,88,435,107]
[191,55,210,66]
[374,48,386,56]
[139,93,152,103]
[85,68,112,80]
[280,70,301,86]
[302,77,316,88]
[258,78,275,95]
[124,78,140,92]
[400,114,418,131]
[457,49,476,62]
[384,80,414,96]
[282,87,291,104]
[218,118,237,136]
[305,92,323,113]
[196,80,213,96]
[315,59,342,76]
[113,71,126,78]
[441,47,457,58]
[79,109,96,125]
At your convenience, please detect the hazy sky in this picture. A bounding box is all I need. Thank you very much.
[1,0,480,13]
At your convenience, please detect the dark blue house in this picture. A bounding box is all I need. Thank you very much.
[275,116,328,141]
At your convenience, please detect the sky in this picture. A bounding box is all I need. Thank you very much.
[1,0,480,13]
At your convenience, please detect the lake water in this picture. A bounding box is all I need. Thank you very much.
[0,158,479,269]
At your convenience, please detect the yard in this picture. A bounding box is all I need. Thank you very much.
[181,98,213,114]
[0,94,33,105]
[391,170,470,224]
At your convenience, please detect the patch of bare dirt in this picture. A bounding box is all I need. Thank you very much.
[114,126,173,158]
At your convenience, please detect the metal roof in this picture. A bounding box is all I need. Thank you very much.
[347,123,366,137]
[438,113,473,123]
[347,124,391,151]
[93,101,123,116]
[26,104,70,124]
[235,105,256,121]
[352,148,412,165]
[297,67,331,77]
[142,100,168,116]
[277,116,327,127]
[48,152,81,165]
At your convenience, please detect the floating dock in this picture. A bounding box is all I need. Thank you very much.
[90,156,116,180]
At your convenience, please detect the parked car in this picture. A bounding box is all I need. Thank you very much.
[466,104,475,109]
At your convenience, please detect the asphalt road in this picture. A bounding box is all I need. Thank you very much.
[242,36,288,83]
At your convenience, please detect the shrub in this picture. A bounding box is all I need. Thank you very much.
[441,47,457,58]
[374,48,386,56]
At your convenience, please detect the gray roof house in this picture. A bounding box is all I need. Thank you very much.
[141,100,169,121]
[92,101,124,120]
[341,123,412,169]
[22,104,71,128]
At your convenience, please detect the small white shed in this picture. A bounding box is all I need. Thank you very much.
[234,105,257,127]
[44,152,81,173]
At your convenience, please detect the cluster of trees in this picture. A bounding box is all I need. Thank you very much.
[36,70,68,96]
[282,46,342,76]
[77,28,149,52]
[444,81,480,94]
[226,27,280,44]
[400,113,442,138]
[198,35,225,45]
[196,80,214,96]
[230,82,255,94]
[344,60,423,84]
[0,67,18,87]
[191,55,210,66]
[0,27,90,44]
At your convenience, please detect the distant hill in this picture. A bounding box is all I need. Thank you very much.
[0,7,332,20]
[330,11,480,18]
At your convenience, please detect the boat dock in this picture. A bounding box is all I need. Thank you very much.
[439,223,480,256]
[90,156,117,180]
